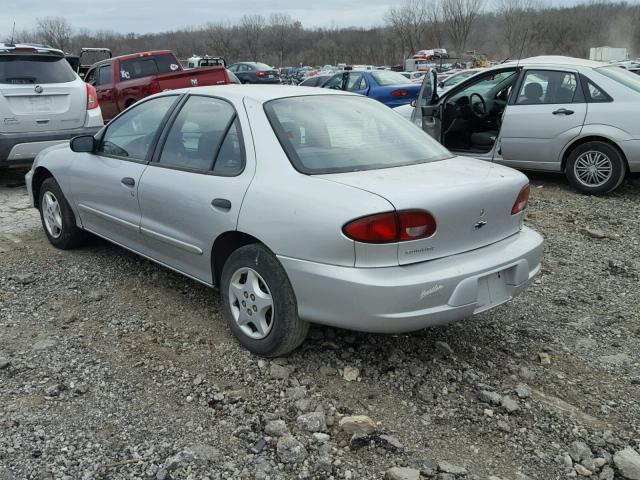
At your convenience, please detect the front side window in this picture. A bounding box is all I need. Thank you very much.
[323,74,344,90]
[158,96,243,174]
[516,70,578,105]
[98,96,177,160]
[265,95,452,174]
[0,55,76,84]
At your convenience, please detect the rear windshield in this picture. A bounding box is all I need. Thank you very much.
[0,55,76,84]
[253,63,273,71]
[596,65,640,94]
[265,95,452,174]
[120,54,181,81]
[371,71,412,86]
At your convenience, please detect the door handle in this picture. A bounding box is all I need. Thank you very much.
[211,198,232,211]
[121,177,135,187]
[552,108,574,115]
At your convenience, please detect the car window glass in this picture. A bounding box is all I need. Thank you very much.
[212,119,244,176]
[323,74,343,90]
[449,70,517,104]
[228,64,237,72]
[0,55,76,84]
[346,73,364,91]
[98,65,112,85]
[158,96,236,171]
[516,70,578,105]
[597,65,640,94]
[265,96,452,174]
[584,80,611,102]
[85,68,98,86]
[98,96,176,160]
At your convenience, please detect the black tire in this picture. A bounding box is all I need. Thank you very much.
[565,141,626,195]
[220,244,309,357]
[38,177,86,249]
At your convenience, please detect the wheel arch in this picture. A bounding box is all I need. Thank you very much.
[31,166,55,209]
[211,231,271,286]
[561,135,629,173]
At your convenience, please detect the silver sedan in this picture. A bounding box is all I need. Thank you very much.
[26,86,543,356]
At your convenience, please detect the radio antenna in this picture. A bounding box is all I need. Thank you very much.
[516,28,529,68]
[10,21,16,44]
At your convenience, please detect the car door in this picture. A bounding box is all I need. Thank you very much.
[345,72,369,96]
[495,68,587,169]
[136,94,255,284]
[411,69,440,139]
[69,95,179,251]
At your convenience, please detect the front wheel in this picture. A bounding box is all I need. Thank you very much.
[220,244,309,357]
[38,177,86,249]
[565,141,626,194]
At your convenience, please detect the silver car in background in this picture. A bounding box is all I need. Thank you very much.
[26,86,543,356]
[401,56,640,194]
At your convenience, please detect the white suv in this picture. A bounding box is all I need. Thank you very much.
[0,43,103,167]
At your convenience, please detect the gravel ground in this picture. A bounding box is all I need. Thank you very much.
[1,167,639,480]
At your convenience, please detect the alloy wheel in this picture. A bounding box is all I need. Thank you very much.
[42,191,63,239]
[574,150,613,188]
[228,267,274,340]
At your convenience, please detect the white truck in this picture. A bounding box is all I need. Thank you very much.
[589,47,628,62]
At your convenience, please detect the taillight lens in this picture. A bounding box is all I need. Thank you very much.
[149,81,162,95]
[511,184,530,215]
[390,89,408,97]
[343,210,436,244]
[85,83,99,110]
[256,71,266,77]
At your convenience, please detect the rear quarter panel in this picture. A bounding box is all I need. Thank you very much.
[237,97,394,267]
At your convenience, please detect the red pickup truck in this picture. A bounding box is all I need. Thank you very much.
[84,50,233,122]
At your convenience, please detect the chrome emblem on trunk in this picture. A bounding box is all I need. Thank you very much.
[474,220,487,230]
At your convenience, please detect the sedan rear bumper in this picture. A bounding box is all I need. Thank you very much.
[278,226,543,333]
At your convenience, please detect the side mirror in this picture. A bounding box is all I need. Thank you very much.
[70,135,96,153]
[438,81,444,88]
[410,99,416,108]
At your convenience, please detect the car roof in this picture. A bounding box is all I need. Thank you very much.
[502,55,605,69]
[0,43,64,56]
[106,50,174,62]
[160,85,358,103]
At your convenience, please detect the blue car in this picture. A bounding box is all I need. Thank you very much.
[322,70,421,108]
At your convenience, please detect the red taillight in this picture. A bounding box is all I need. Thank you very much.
[511,184,530,215]
[343,210,436,244]
[85,83,99,110]
[390,89,408,97]
[256,71,266,77]
[148,81,162,95]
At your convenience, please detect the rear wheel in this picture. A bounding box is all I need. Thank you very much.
[38,177,85,249]
[565,141,625,194]
[220,244,309,357]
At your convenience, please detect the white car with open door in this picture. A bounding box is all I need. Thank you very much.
[400,56,640,194]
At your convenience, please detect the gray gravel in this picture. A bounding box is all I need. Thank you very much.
[1,168,639,479]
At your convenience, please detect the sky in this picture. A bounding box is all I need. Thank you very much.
[2,0,395,34]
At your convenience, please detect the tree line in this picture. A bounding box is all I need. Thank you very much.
[5,1,640,67]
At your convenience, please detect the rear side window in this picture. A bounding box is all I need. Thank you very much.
[516,70,578,105]
[120,54,180,81]
[0,55,76,84]
[581,76,612,103]
[158,96,244,175]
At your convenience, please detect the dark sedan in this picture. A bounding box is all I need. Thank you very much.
[227,62,280,84]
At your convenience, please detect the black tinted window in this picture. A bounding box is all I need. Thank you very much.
[120,54,180,81]
[0,55,76,84]
[99,96,177,160]
[159,96,239,173]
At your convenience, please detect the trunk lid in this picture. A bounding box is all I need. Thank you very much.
[320,157,528,265]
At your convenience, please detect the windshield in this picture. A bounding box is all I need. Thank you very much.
[0,55,76,84]
[596,66,640,94]
[264,95,452,174]
[444,71,474,87]
[371,71,412,86]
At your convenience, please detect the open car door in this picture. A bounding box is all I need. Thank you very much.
[411,69,441,140]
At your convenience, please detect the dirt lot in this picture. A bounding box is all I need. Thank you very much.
[1,167,639,480]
